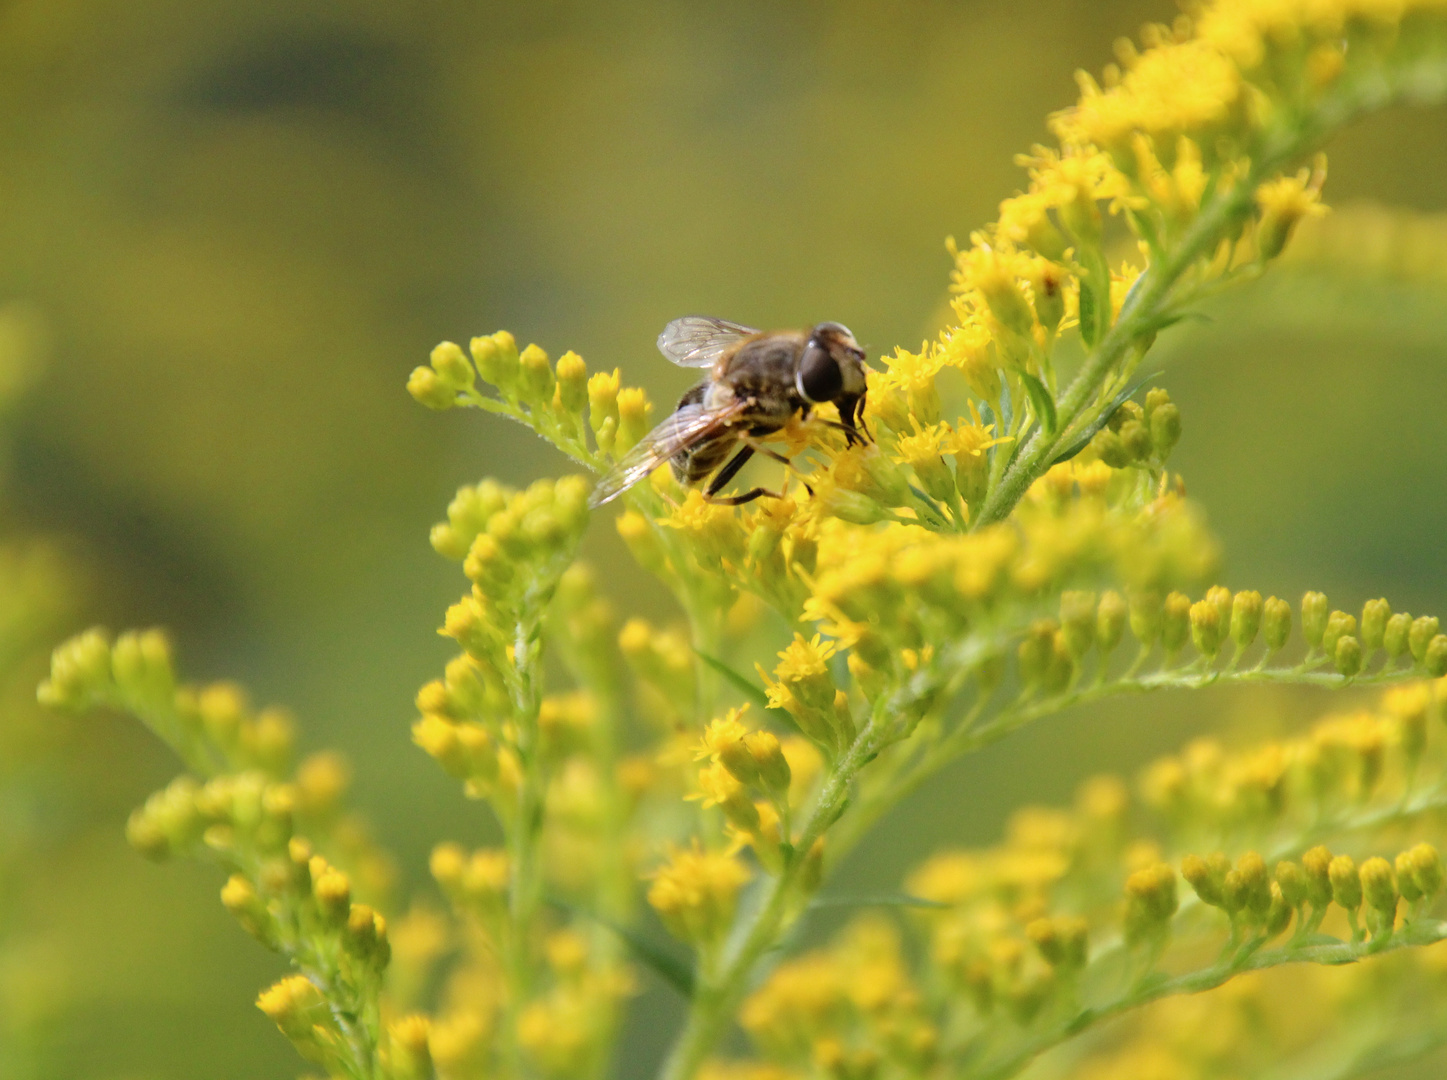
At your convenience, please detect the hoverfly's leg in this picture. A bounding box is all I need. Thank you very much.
[703,487,774,506]
[701,445,789,505]
[841,393,870,445]
[740,435,814,498]
[704,445,755,497]
[810,410,869,447]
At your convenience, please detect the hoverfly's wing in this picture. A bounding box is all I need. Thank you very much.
[657,316,759,369]
[589,398,748,507]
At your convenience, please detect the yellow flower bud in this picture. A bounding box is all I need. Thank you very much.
[1265,881,1293,938]
[1360,857,1398,920]
[1128,589,1162,647]
[387,1014,433,1080]
[696,762,761,834]
[1301,591,1329,649]
[1404,843,1445,900]
[1361,598,1391,653]
[1189,598,1223,658]
[221,874,274,945]
[1161,592,1191,654]
[1029,263,1067,334]
[443,596,496,662]
[554,350,588,414]
[1328,854,1362,912]
[313,864,352,925]
[616,387,653,453]
[347,903,390,968]
[1334,635,1363,677]
[1410,615,1441,664]
[1027,915,1088,969]
[250,707,295,776]
[430,842,465,894]
[430,341,475,391]
[1182,852,1229,908]
[1097,590,1127,655]
[743,731,791,799]
[1091,427,1129,468]
[413,715,467,778]
[1322,611,1357,660]
[408,365,456,410]
[1223,851,1271,919]
[126,776,202,859]
[1392,852,1423,907]
[1263,596,1292,652]
[37,627,114,711]
[1255,167,1326,261]
[111,629,175,705]
[1149,402,1181,458]
[1119,419,1152,462]
[470,331,519,389]
[1427,635,1447,677]
[296,751,349,821]
[1384,612,1413,658]
[815,481,892,526]
[1123,862,1177,944]
[257,974,339,1060]
[198,681,247,748]
[1275,860,1307,909]
[1226,590,1261,651]
[517,343,553,404]
[1301,846,1334,907]
[1059,591,1096,659]
[588,367,621,438]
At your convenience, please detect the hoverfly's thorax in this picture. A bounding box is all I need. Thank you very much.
[702,380,737,413]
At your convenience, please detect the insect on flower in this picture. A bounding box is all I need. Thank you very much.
[589,316,870,507]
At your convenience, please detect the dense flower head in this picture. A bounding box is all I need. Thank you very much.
[647,843,752,947]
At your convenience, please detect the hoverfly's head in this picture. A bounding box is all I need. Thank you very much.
[798,321,870,442]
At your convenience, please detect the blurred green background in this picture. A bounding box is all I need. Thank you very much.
[2,1,1445,1076]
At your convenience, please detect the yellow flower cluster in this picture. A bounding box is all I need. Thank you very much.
[738,919,937,1077]
[1142,680,1447,835]
[724,669,1447,1079]
[647,842,752,949]
[688,705,821,871]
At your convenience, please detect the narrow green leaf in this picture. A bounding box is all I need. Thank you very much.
[1018,371,1059,435]
[548,896,696,998]
[1051,371,1162,465]
[694,649,770,710]
[1078,278,1099,343]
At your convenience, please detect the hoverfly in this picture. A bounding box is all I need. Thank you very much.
[588,316,869,508]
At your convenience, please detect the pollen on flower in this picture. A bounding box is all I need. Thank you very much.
[692,761,745,809]
[774,634,837,684]
[646,842,752,946]
[696,707,752,762]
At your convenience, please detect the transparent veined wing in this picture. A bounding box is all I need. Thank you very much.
[588,398,748,507]
[656,315,759,369]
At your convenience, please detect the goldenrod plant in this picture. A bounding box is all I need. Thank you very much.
[39,2,1447,1078]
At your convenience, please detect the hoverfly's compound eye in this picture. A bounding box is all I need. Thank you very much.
[796,339,844,404]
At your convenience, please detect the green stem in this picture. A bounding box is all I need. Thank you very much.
[972,176,1255,529]
[657,719,890,1080]
[970,55,1447,531]
[875,660,1429,846]
[968,919,1447,1080]
[503,620,547,1080]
